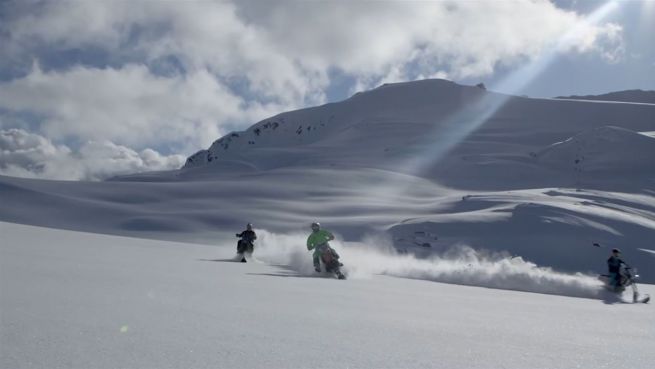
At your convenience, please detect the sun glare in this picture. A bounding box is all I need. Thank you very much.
[374,0,624,196]
[639,0,655,27]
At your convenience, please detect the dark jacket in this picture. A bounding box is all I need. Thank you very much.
[607,256,626,274]
[237,230,257,243]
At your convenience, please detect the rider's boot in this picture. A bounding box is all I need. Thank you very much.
[313,254,321,273]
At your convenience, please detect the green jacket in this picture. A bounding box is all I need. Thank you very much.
[307,230,334,254]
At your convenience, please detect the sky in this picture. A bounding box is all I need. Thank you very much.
[0,0,653,180]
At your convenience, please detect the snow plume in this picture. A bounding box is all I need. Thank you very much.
[254,230,604,299]
[254,230,321,276]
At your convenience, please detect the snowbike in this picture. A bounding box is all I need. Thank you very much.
[316,244,346,280]
[599,266,650,303]
[236,239,254,263]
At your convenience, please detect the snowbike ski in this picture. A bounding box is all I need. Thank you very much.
[316,244,346,280]
[236,239,254,262]
[599,266,649,304]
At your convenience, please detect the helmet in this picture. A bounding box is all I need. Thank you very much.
[612,248,621,254]
[311,222,320,231]
[246,223,253,230]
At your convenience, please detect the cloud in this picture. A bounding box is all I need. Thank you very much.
[2,1,326,107]
[594,23,625,64]
[3,1,625,90]
[0,0,627,179]
[0,63,285,151]
[0,128,184,180]
[235,1,625,86]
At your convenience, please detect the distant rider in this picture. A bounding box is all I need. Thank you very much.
[236,223,257,261]
[306,222,337,272]
[607,248,627,288]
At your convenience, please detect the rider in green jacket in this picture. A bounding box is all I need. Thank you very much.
[307,222,336,272]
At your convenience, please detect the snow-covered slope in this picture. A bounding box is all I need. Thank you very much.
[2,222,653,369]
[2,80,655,368]
[556,89,655,104]
[536,126,655,173]
[1,79,654,282]
[2,168,654,282]
[181,80,654,190]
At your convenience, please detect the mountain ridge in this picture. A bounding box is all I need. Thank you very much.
[555,89,655,104]
[2,78,654,282]
[179,78,654,190]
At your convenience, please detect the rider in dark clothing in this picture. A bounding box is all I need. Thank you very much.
[236,223,257,261]
[607,248,627,288]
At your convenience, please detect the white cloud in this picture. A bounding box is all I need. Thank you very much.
[4,1,326,107]
[4,1,625,91]
[0,0,628,179]
[594,23,625,64]
[234,1,625,82]
[0,128,184,180]
[0,63,285,151]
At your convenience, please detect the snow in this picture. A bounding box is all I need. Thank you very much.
[1,80,654,279]
[2,167,654,284]
[556,89,655,105]
[536,126,655,172]
[1,79,655,368]
[2,222,654,369]
[181,80,655,178]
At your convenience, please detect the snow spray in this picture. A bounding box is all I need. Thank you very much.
[253,230,604,299]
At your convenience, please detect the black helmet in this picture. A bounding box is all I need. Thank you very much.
[612,248,621,254]
[246,223,253,230]
[311,222,320,231]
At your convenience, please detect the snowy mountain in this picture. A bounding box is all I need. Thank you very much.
[536,126,655,173]
[556,89,655,104]
[2,78,655,368]
[182,80,654,185]
[1,79,654,283]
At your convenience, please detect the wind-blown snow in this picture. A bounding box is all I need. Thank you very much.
[254,230,604,299]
